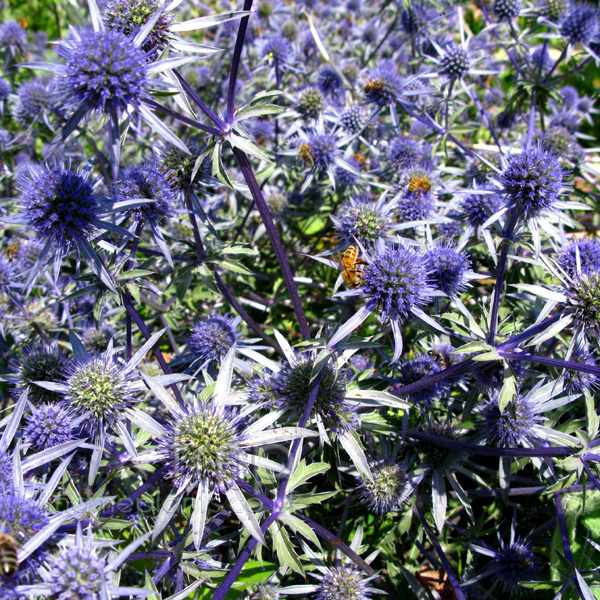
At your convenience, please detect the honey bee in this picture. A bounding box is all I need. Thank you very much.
[408,175,433,195]
[299,143,314,168]
[339,244,366,289]
[363,78,384,95]
[428,348,448,369]
[0,533,19,579]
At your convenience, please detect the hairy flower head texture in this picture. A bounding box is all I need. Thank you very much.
[561,5,599,45]
[20,164,100,253]
[188,315,239,366]
[564,271,600,333]
[119,163,176,223]
[479,395,541,446]
[300,134,338,171]
[339,105,366,134]
[262,36,292,63]
[363,63,402,107]
[50,543,107,600]
[459,192,504,228]
[317,65,342,97]
[158,402,247,492]
[397,354,445,408]
[297,87,325,121]
[13,345,69,403]
[332,195,393,246]
[66,356,136,436]
[0,78,10,101]
[0,21,27,51]
[440,43,471,79]
[493,540,539,594]
[425,244,471,296]
[315,566,371,600]
[12,80,54,124]
[494,0,521,21]
[363,243,431,323]
[499,145,564,219]
[558,238,600,279]
[563,346,598,395]
[357,458,407,515]
[24,404,74,450]
[540,0,568,21]
[57,27,148,116]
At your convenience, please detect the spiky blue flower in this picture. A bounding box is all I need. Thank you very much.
[306,133,338,171]
[425,245,470,296]
[0,22,27,50]
[0,78,11,100]
[363,243,431,323]
[363,62,403,107]
[332,195,394,246]
[13,345,69,404]
[158,402,248,493]
[317,65,342,97]
[493,540,539,594]
[24,404,74,450]
[12,80,54,124]
[440,43,471,79]
[297,87,325,120]
[119,163,175,223]
[50,543,107,600]
[494,0,521,21]
[561,5,599,45]
[339,105,365,134]
[561,85,579,108]
[479,395,541,446]
[262,36,292,63]
[397,354,444,408]
[388,137,423,170]
[20,164,100,253]
[56,27,148,116]
[396,190,436,222]
[499,145,564,219]
[557,238,600,279]
[188,315,238,366]
[563,272,600,334]
[315,566,370,600]
[459,192,504,228]
[563,346,599,395]
[357,458,407,515]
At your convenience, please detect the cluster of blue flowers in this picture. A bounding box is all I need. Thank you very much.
[0,0,599,598]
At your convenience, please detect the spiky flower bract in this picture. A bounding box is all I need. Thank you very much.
[297,87,325,120]
[158,402,247,492]
[440,43,471,79]
[561,5,599,45]
[101,0,174,57]
[13,345,69,403]
[398,354,444,408]
[494,0,521,21]
[119,163,176,224]
[363,242,431,323]
[557,238,600,279]
[479,395,541,446]
[56,27,148,116]
[499,145,564,219]
[20,164,99,253]
[66,356,136,436]
[363,62,402,107]
[262,36,292,63]
[358,458,407,515]
[332,195,393,246]
[425,245,470,296]
[188,315,238,366]
[272,355,357,434]
[314,566,370,600]
[24,404,74,450]
[50,543,107,600]
[493,540,539,594]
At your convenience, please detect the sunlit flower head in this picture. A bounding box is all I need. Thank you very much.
[363,62,402,107]
[478,394,541,446]
[314,566,371,600]
[557,238,600,279]
[440,42,471,80]
[339,105,366,134]
[188,314,239,367]
[357,457,407,515]
[24,404,75,450]
[425,244,471,296]
[397,354,446,408]
[494,0,521,21]
[560,5,599,45]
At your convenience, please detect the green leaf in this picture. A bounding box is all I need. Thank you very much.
[287,459,331,492]
[270,521,304,575]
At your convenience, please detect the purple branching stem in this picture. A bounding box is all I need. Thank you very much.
[232,147,310,340]
[549,459,575,566]
[413,504,467,600]
[144,97,221,136]
[407,430,575,458]
[500,350,600,377]
[582,459,600,492]
[555,56,592,85]
[235,479,275,510]
[226,0,253,126]
[526,90,537,150]
[122,294,184,405]
[487,209,521,344]
[499,314,561,351]
[171,70,226,131]
[184,191,207,263]
[543,45,568,85]
[153,556,179,584]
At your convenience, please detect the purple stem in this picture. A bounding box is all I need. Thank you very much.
[232,147,310,340]
[500,350,600,377]
[144,97,221,135]
[226,0,253,125]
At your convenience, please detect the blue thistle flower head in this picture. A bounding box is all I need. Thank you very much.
[50,542,107,600]
[262,36,292,63]
[425,244,471,296]
[249,583,280,600]
[499,145,564,219]
[388,137,424,171]
[357,457,407,515]
[363,242,431,323]
[188,315,239,366]
[494,0,522,21]
[296,86,325,121]
[332,195,394,246]
[561,85,580,108]
[563,345,599,395]
[0,79,11,101]
[561,5,599,45]
[24,404,75,450]
[272,354,356,435]
[339,105,365,134]
[0,485,50,583]
[335,158,361,188]
[538,126,585,164]
[20,163,100,253]
[305,133,338,171]
[0,22,27,50]
[57,27,148,116]
[363,62,402,107]
[493,540,539,594]
[563,271,600,334]
[12,80,55,124]
[65,355,137,437]
[396,189,436,222]
[317,65,342,97]
[119,163,176,224]
[440,43,471,79]
[549,110,580,133]
[397,354,445,408]
[0,257,13,293]
[315,566,370,600]
[479,395,541,446]
[459,192,504,228]
[401,5,427,34]
[557,238,600,279]
[158,401,248,493]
